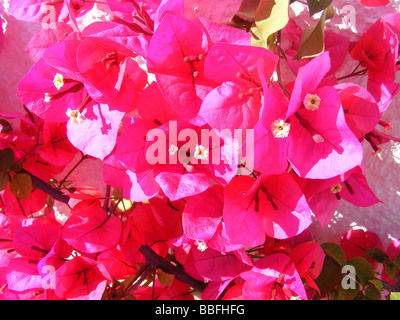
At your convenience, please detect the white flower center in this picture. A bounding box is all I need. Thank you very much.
[193,144,209,161]
[195,240,208,252]
[168,144,179,156]
[330,184,342,194]
[53,73,64,90]
[66,109,85,124]
[303,93,321,111]
[271,119,290,138]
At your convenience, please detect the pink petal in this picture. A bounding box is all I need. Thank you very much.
[13,224,60,259]
[286,51,331,118]
[67,101,125,160]
[259,173,312,239]
[6,258,42,292]
[200,81,262,131]
[61,206,122,254]
[54,256,110,300]
[288,87,363,179]
[336,83,381,138]
[223,176,266,247]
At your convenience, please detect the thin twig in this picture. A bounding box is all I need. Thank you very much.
[19,169,70,205]
[139,244,208,293]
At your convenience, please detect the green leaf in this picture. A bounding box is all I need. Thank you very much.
[0,171,9,191]
[346,257,375,287]
[307,0,333,16]
[390,292,400,300]
[10,173,32,199]
[368,279,383,291]
[365,248,389,263]
[314,256,343,296]
[364,283,381,300]
[0,119,12,134]
[66,187,77,194]
[293,5,334,60]
[336,282,360,300]
[156,269,175,287]
[321,242,346,266]
[62,180,73,187]
[254,0,290,42]
[0,148,15,172]
[9,161,23,173]
[384,260,399,280]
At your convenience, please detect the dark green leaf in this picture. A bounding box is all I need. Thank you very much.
[336,282,360,300]
[321,242,346,266]
[10,162,23,173]
[384,260,399,280]
[364,284,381,300]
[368,279,383,291]
[294,5,334,59]
[10,173,32,199]
[314,256,343,296]
[307,0,333,16]
[0,119,12,133]
[365,248,389,263]
[0,171,9,191]
[346,257,375,287]
[66,187,77,194]
[157,269,175,287]
[0,148,14,172]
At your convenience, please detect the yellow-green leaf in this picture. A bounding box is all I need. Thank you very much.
[10,173,32,199]
[390,292,400,300]
[294,5,334,60]
[251,26,266,48]
[254,0,289,42]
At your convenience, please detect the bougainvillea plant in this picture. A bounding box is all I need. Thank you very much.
[1,0,400,301]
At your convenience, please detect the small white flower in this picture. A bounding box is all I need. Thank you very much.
[66,109,85,124]
[169,144,179,156]
[195,240,208,252]
[271,119,290,138]
[330,184,343,194]
[53,73,64,90]
[193,144,209,161]
[303,93,321,111]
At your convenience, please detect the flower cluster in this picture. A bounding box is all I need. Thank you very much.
[0,0,400,300]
